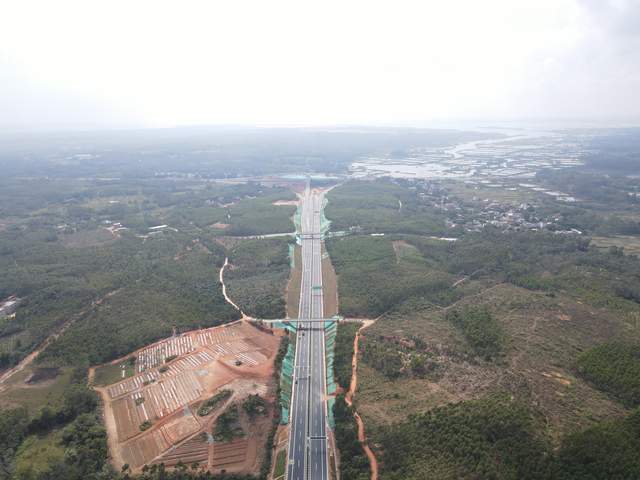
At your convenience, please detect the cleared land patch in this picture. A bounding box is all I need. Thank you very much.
[592,235,640,256]
[97,320,281,474]
[358,284,633,446]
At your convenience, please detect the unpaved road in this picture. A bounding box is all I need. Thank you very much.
[220,257,243,313]
[345,320,379,480]
[0,289,120,391]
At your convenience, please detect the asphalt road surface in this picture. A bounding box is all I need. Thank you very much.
[287,184,329,480]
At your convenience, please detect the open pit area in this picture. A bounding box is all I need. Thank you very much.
[96,320,281,474]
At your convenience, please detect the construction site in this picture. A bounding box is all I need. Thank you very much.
[96,320,282,474]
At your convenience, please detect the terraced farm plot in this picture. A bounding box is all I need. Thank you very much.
[96,320,281,473]
[135,336,196,373]
[212,438,248,469]
[154,432,210,467]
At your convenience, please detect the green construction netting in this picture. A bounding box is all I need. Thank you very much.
[288,243,296,269]
[279,341,295,424]
[320,197,332,237]
[294,201,302,234]
[325,230,350,238]
[272,321,297,332]
[324,320,338,396]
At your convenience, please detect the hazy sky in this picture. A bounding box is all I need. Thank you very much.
[1,0,639,129]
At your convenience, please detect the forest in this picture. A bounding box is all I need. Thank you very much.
[577,342,640,407]
[330,324,370,479]
[332,395,370,480]
[328,224,640,320]
[326,235,456,318]
[446,307,504,360]
[326,179,448,235]
[224,238,291,319]
[334,323,361,389]
[377,393,640,480]
[0,176,302,369]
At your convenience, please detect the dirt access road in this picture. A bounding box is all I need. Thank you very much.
[0,289,120,393]
[345,320,379,480]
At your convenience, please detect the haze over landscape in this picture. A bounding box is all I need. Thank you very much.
[2,0,640,129]
[1,2,640,480]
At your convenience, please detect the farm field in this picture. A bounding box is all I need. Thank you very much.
[591,235,640,256]
[97,320,281,474]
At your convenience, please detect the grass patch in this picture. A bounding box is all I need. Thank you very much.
[93,359,135,386]
[15,430,65,477]
[0,367,74,412]
[273,449,287,478]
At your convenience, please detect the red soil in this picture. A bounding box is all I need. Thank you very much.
[345,321,379,480]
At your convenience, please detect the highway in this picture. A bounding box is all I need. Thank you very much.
[287,184,329,480]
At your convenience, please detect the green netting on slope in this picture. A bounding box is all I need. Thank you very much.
[288,243,296,269]
[293,201,302,234]
[324,320,338,396]
[325,230,350,238]
[279,341,295,424]
[319,196,332,237]
[272,321,297,332]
